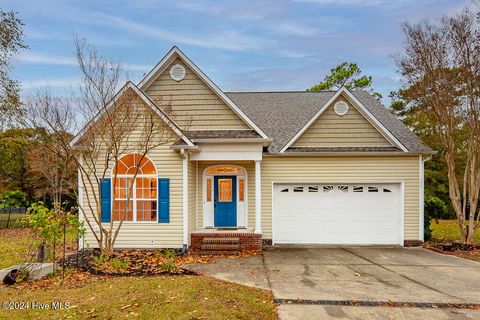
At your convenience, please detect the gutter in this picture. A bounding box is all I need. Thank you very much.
[264,151,437,157]
[191,138,272,146]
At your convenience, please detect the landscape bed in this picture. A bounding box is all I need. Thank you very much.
[426,220,480,262]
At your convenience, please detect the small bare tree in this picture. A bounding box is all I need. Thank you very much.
[23,91,77,210]
[24,37,176,256]
[397,9,480,244]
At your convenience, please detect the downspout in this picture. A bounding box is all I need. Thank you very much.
[181,149,189,253]
[78,154,84,250]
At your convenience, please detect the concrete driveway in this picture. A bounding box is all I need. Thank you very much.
[183,247,480,319]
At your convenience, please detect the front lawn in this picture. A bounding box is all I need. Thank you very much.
[0,274,276,319]
[430,219,480,243]
[0,228,32,269]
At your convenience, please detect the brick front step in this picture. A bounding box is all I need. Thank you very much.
[195,251,240,255]
[190,232,262,253]
[201,244,240,251]
[203,237,240,244]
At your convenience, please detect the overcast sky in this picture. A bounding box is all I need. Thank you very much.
[1,0,473,104]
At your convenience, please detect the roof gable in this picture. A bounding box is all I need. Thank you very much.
[70,81,194,147]
[279,88,408,153]
[138,46,268,138]
[291,95,394,148]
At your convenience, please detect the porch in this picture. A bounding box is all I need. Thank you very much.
[182,141,265,253]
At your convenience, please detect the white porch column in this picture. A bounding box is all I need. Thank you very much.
[254,160,262,234]
[182,151,189,247]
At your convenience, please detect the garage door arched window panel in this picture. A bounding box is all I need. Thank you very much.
[353,186,364,193]
[112,154,158,222]
[323,185,334,193]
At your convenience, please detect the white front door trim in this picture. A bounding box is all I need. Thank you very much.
[202,164,248,228]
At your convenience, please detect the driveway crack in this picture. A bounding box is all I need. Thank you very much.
[340,247,465,302]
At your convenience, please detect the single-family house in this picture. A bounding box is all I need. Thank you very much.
[74,46,434,253]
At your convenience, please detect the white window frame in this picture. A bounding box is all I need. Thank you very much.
[111,154,158,224]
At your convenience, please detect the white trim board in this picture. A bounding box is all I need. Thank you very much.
[137,46,269,140]
[70,81,194,147]
[279,87,409,153]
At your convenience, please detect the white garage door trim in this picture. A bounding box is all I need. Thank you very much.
[271,181,404,246]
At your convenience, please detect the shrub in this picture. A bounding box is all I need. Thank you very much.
[160,261,176,272]
[425,195,448,219]
[0,190,27,209]
[424,195,448,241]
[110,257,129,271]
[163,249,177,259]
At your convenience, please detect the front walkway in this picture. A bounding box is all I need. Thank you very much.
[182,246,480,320]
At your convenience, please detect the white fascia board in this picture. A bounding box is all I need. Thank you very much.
[70,81,194,147]
[279,87,408,153]
[137,46,269,140]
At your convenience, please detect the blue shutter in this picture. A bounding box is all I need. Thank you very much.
[100,178,111,223]
[158,178,170,223]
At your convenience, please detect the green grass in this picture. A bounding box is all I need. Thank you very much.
[0,228,36,269]
[430,219,480,243]
[0,213,26,228]
[0,228,78,270]
[0,275,277,320]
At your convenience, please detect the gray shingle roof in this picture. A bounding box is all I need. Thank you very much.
[225,91,433,153]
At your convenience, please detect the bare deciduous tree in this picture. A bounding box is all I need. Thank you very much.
[397,9,480,243]
[24,36,176,256]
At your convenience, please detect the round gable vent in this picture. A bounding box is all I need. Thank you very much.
[169,64,186,81]
[334,101,349,116]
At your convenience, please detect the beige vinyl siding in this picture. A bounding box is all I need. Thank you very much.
[261,156,420,241]
[145,58,250,130]
[293,97,393,148]
[195,161,255,229]
[81,97,184,249]
[188,160,196,234]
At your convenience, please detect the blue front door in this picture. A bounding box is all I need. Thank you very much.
[214,176,237,227]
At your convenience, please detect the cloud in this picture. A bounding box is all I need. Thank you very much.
[21,78,81,90]
[277,23,319,36]
[15,52,151,72]
[94,13,271,51]
[293,0,385,5]
[16,53,76,66]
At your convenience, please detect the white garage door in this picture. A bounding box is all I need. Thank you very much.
[273,183,402,245]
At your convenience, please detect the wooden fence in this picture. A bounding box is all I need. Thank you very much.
[0,207,27,229]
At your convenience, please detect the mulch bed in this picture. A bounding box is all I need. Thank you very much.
[60,249,258,277]
[425,242,480,262]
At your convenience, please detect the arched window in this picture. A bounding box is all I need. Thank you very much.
[112,154,157,222]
